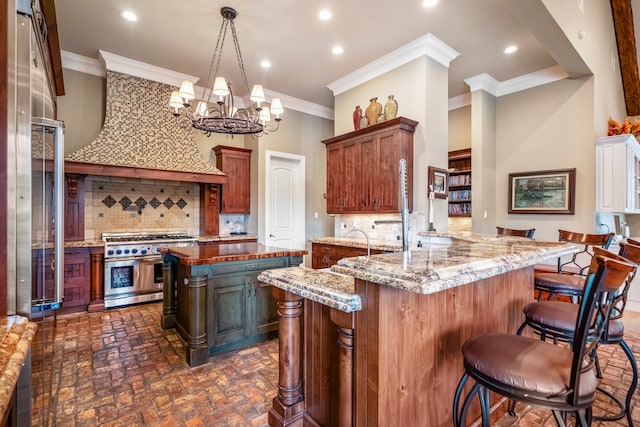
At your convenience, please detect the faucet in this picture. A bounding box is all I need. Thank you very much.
[345,226,370,259]
[399,159,409,252]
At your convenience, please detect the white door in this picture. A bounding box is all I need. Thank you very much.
[265,151,305,249]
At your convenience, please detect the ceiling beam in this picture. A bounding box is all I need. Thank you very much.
[611,0,640,116]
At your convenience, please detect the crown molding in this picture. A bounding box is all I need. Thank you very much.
[448,93,471,111]
[61,50,105,77]
[99,50,198,87]
[60,51,334,119]
[496,65,569,96]
[327,33,460,96]
[464,73,500,96]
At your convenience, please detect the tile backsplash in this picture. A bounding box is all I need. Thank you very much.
[85,176,200,240]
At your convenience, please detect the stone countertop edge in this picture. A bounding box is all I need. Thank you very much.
[258,267,360,313]
[331,242,578,295]
[310,237,402,252]
[0,316,37,418]
[198,234,257,242]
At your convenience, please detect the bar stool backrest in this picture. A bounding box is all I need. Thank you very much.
[496,226,536,238]
[557,229,615,276]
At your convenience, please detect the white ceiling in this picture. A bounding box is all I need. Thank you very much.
[54,0,561,109]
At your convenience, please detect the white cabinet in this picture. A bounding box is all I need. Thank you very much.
[596,134,640,213]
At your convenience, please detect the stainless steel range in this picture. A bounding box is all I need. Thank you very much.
[102,231,197,308]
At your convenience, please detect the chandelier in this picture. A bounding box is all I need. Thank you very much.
[169,6,283,136]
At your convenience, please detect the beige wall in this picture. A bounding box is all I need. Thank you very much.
[333,56,450,232]
[448,105,470,151]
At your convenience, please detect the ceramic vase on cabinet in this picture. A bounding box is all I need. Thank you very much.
[384,95,398,120]
[365,97,382,126]
[353,105,363,130]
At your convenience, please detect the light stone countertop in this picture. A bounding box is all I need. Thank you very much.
[257,267,358,312]
[0,316,37,418]
[261,233,579,313]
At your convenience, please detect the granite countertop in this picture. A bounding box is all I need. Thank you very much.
[258,267,359,312]
[332,234,577,295]
[0,316,37,418]
[161,242,307,266]
[310,236,402,252]
[198,234,257,243]
[260,233,578,313]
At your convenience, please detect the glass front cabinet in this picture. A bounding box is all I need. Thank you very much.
[596,134,640,213]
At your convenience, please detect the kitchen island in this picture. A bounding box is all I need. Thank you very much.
[161,243,306,367]
[258,234,578,427]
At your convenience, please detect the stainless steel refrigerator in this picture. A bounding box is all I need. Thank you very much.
[8,0,64,424]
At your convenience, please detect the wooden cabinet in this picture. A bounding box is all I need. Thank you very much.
[62,248,90,313]
[213,145,252,214]
[595,134,640,213]
[311,242,384,269]
[323,117,417,214]
[205,257,294,356]
[448,148,472,217]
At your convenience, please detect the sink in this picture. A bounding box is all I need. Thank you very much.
[419,236,456,245]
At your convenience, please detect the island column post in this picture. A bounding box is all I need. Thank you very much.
[331,308,355,427]
[161,255,177,329]
[269,288,305,426]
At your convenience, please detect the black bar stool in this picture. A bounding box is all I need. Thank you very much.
[534,229,614,301]
[452,255,636,427]
[516,243,640,426]
[496,226,536,238]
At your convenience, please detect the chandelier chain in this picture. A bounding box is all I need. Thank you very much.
[229,20,251,97]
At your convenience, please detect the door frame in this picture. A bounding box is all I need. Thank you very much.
[264,150,306,249]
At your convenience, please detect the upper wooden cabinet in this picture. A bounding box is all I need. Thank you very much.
[213,146,252,214]
[323,117,417,214]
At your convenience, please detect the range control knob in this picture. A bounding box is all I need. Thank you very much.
[131,249,138,254]
[116,249,122,255]
[124,249,130,254]
[107,250,114,256]
[141,249,147,255]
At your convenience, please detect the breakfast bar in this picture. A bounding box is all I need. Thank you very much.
[257,234,578,427]
[161,243,306,367]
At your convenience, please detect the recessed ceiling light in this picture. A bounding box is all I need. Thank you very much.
[318,9,332,21]
[260,60,272,69]
[504,45,518,54]
[332,46,344,55]
[423,0,438,7]
[120,10,138,22]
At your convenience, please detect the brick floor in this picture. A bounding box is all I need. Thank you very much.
[29,303,640,426]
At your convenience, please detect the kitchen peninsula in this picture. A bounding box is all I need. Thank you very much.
[258,234,578,427]
[160,243,306,367]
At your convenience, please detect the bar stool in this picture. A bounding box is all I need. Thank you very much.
[452,255,635,427]
[496,226,536,238]
[534,229,614,301]
[516,243,640,426]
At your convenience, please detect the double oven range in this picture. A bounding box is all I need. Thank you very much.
[102,232,197,308]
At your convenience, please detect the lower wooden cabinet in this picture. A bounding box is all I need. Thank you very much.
[311,242,384,269]
[63,248,90,313]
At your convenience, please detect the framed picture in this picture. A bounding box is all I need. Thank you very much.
[508,168,576,214]
[428,166,449,199]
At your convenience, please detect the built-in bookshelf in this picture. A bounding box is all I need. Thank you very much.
[448,148,471,217]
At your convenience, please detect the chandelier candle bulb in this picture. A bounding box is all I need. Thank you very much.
[178,80,195,101]
[169,91,184,110]
[250,84,265,103]
[271,98,284,116]
[213,77,229,98]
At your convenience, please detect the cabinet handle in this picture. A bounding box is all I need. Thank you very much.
[246,280,251,298]
[253,281,258,296]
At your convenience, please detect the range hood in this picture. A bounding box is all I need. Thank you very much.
[65,66,225,184]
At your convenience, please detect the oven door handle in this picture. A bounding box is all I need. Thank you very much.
[104,256,141,263]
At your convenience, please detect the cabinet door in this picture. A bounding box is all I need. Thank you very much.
[253,274,279,335]
[221,153,251,213]
[311,243,333,269]
[359,135,380,210]
[209,274,250,346]
[378,130,406,211]
[326,143,344,213]
[62,248,90,311]
[326,141,359,213]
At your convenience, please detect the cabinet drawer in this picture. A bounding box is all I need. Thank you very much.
[207,257,290,276]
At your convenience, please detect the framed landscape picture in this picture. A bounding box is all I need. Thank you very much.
[508,168,576,214]
[428,166,448,199]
